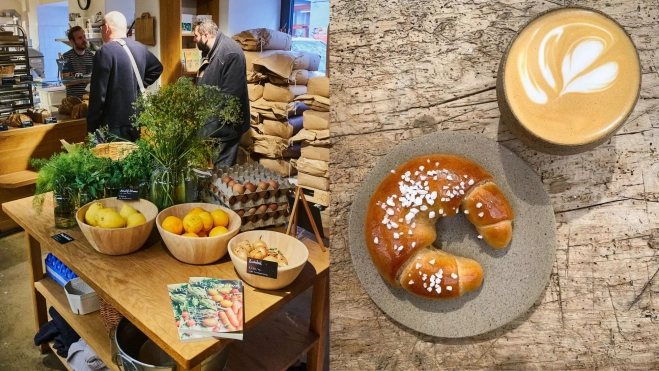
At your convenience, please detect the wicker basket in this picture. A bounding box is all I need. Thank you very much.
[91,142,138,161]
[99,296,124,334]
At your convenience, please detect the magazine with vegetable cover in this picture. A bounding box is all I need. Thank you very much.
[167,283,215,343]
[179,277,244,340]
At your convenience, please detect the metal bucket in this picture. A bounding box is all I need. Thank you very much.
[113,317,229,371]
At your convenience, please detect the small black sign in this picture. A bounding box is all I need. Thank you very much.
[0,123,7,131]
[117,188,139,200]
[44,117,57,124]
[52,233,74,244]
[1,77,15,85]
[247,258,278,279]
[21,120,33,128]
[19,75,33,82]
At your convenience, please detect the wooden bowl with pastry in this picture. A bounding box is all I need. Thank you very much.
[228,230,309,290]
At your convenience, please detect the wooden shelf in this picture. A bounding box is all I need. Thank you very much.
[47,341,72,371]
[226,308,319,371]
[35,277,119,371]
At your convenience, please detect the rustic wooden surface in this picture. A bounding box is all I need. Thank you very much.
[329,1,659,369]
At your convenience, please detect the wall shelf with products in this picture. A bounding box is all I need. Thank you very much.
[0,24,35,120]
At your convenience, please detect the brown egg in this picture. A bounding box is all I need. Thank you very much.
[222,176,233,184]
[249,215,259,223]
[281,208,290,217]
[233,183,245,195]
[268,179,279,190]
[241,218,248,225]
[227,180,236,188]
[244,182,256,193]
[257,204,268,214]
[247,207,257,215]
[257,181,268,191]
[268,203,278,212]
[260,213,270,221]
[237,209,245,217]
[228,196,237,205]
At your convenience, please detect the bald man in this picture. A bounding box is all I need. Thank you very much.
[87,11,163,142]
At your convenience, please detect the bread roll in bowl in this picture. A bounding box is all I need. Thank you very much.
[365,154,514,300]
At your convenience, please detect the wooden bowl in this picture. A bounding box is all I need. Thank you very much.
[227,230,309,290]
[155,203,241,265]
[76,198,158,255]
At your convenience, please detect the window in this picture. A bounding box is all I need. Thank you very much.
[282,0,329,74]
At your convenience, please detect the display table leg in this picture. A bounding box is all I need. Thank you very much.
[307,271,329,371]
[27,233,49,354]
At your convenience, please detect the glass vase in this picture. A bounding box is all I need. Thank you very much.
[78,190,93,209]
[150,165,185,210]
[54,191,77,228]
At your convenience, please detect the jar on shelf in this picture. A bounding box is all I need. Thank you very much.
[150,165,185,210]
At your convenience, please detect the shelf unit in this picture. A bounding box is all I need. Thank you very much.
[160,0,219,85]
[35,277,119,371]
[0,24,34,120]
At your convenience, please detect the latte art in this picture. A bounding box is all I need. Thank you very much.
[498,7,641,152]
[520,24,619,104]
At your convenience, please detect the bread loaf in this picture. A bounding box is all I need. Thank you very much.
[27,108,52,124]
[365,154,514,300]
[59,96,82,115]
[71,102,88,119]
[7,113,31,127]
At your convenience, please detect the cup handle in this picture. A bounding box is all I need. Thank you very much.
[112,353,126,371]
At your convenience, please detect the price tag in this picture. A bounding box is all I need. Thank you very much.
[52,233,74,244]
[19,75,33,82]
[117,188,140,200]
[1,77,14,85]
[0,123,7,131]
[44,117,57,124]
[247,258,278,279]
[21,120,33,128]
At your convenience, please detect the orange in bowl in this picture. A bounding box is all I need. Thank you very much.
[156,203,241,264]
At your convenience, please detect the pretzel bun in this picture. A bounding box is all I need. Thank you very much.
[364,154,514,300]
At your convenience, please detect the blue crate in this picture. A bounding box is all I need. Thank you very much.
[45,253,78,287]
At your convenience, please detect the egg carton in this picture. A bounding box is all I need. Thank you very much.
[199,189,290,231]
[208,163,295,210]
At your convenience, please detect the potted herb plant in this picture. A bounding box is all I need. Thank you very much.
[132,78,242,210]
[31,151,82,228]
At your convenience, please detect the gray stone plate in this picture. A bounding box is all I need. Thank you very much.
[348,132,556,338]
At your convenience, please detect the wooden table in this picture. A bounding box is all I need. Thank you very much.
[2,195,329,371]
[331,1,659,369]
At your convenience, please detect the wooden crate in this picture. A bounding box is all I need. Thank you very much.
[300,185,329,207]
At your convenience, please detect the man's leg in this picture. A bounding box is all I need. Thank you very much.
[214,137,241,168]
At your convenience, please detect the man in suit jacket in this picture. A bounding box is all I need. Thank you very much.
[87,11,163,142]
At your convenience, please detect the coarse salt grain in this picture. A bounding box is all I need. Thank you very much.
[429,259,435,265]
[478,212,484,218]
[386,208,394,215]
[468,179,474,185]
[391,170,395,174]
[423,283,427,288]
[408,230,413,235]
[477,235,483,239]
[374,237,379,244]
[415,263,422,269]
[436,286,442,293]
[427,287,432,292]
[397,245,404,251]
[420,205,428,211]
[451,273,458,279]
[393,233,400,239]
[411,242,416,248]
[386,199,395,207]
[464,175,468,178]
[464,210,469,214]
[447,175,453,180]
[409,280,414,285]
[446,286,452,291]
[476,202,482,208]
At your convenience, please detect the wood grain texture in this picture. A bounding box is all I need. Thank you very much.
[329,0,659,369]
[2,195,329,370]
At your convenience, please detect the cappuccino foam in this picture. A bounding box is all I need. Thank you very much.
[502,8,640,145]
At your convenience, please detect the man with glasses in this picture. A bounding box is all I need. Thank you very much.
[193,18,250,167]
[61,26,93,99]
[87,11,162,142]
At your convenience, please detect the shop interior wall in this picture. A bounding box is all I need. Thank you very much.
[36,2,70,80]
[222,0,281,36]
[135,0,161,91]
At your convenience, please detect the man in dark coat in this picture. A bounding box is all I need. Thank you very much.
[193,18,250,167]
[87,11,163,142]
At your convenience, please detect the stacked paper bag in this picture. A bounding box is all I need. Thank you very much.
[233,28,324,177]
[291,76,330,191]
